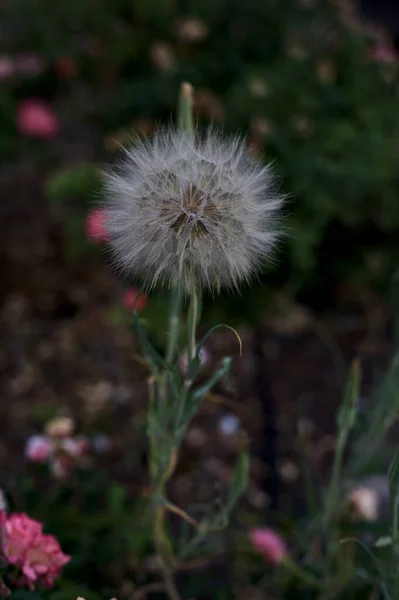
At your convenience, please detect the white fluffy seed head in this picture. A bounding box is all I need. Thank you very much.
[103,128,283,294]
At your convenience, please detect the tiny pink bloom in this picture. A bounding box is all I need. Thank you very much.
[0,56,15,79]
[2,513,70,589]
[84,208,109,244]
[123,288,147,313]
[60,436,89,458]
[25,435,54,463]
[249,527,288,565]
[17,99,59,139]
[372,43,397,64]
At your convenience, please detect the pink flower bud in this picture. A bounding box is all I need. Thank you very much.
[249,527,288,565]
[84,209,109,244]
[123,288,147,313]
[25,435,54,463]
[17,99,59,139]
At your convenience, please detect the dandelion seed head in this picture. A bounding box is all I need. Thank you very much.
[103,128,283,293]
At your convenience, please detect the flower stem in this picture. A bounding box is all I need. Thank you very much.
[187,289,199,362]
[154,502,181,600]
[177,82,194,137]
[166,285,183,364]
[150,82,195,600]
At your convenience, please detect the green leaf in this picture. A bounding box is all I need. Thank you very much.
[131,308,168,371]
[107,483,126,515]
[44,163,102,204]
[388,447,399,502]
[337,359,360,431]
[375,536,393,548]
[225,437,250,512]
[192,356,232,401]
[196,325,242,358]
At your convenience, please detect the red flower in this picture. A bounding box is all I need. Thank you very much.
[84,209,109,244]
[123,288,147,313]
[17,99,59,139]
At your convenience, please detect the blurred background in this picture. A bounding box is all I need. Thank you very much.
[1,0,399,598]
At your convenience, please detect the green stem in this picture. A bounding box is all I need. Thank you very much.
[283,558,320,589]
[166,285,183,365]
[150,82,195,600]
[177,82,194,136]
[187,288,199,362]
[326,431,348,521]
[391,496,399,592]
[154,501,182,600]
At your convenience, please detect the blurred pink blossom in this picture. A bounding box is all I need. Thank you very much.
[60,436,89,458]
[15,54,45,76]
[249,527,288,565]
[17,99,59,139]
[84,208,109,244]
[25,435,54,463]
[0,56,15,79]
[2,513,70,589]
[372,43,397,64]
[123,288,147,313]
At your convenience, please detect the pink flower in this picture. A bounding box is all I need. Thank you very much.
[2,513,70,589]
[25,435,54,463]
[372,43,397,64]
[84,209,109,244]
[249,527,288,565]
[17,99,59,139]
[0,56,15,79]
[123,288,147,313]
[60,436,89,458]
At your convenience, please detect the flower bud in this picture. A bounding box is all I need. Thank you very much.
[249,527,288,565]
